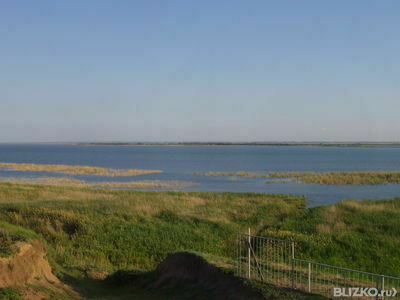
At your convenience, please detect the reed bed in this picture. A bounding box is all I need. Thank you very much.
[0,162,162,177]
[268,171,400,185]
[90,180,195,189]
[195,171,268,178]
[0,177,86,186]
[0,177,194,189]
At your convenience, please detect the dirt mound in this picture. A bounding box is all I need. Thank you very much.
[0,241,78,299]
[148,252,264,300]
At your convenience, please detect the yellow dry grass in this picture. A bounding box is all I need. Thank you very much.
[0,177,195,190]
[268,171,400,185]
[315,222,346,234]
[341,200,391,212]
[0,177,86,186]
[90,180,195,189]
[0,182,302,225]
[0,162,162,177]
[196,171,267,178]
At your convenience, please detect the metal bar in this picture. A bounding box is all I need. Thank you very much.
[291,242,295,289]
[248,228,251,279]
[293,258,400,280]
[237,233,293,243]
[236,233,400,298]
[239,233,242,277]
[247,238,265,281]
[308,262,311,293]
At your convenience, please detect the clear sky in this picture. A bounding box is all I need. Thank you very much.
[1,1,399,142]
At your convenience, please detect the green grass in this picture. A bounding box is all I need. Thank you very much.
[0,183,304,276]
[0,288,22,300]
[260,198,400,276]
[0,221,39,257]
[0,182,399,298]
[269,171,400,185]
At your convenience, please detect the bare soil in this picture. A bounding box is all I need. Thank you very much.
[0,241,78,299]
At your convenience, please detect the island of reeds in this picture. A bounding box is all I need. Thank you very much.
[268,171,400,185]
[195,171,268,178]
[0,176,195,189]
[197,170,400,185]
[0,162,162,177]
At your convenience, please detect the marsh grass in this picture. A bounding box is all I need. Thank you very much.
[0,183,304,275]
[196,171,268,178]
[260,198,400,276]
[0,177,87,187]
[90,180,196,189]
[0,182,399,295]
[265,179,291,184]
[268,171,400,185]
[0,177,195,190]
[197,170,400,185]
[0,162,162,177]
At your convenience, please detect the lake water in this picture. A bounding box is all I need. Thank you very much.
[1,144,400,207]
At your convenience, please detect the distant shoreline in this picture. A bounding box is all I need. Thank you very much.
[72,142,400,148]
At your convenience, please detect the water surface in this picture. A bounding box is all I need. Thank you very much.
[1,144,400,206]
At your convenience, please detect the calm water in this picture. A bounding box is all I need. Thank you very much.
[1,144,400,207]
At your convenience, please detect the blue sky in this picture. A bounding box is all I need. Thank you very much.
[1,1,399,142]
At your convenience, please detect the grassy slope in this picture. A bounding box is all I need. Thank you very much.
[0,183,309,299]
[0,221,39,257]
[0,183,304,273]
[261,199,400,276]
[0,183,398,297]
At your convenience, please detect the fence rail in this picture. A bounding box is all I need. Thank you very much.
[236,232,400,299]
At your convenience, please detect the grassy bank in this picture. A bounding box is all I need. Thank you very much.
[0,183,304,276]
[0,162,162,177]
[0,221,39,257]
[269,171,400,185]
[261,198,400,276]
[0,183,398,297]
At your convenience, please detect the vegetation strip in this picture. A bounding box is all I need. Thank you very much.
[0,177,195,189]
[198,170,400,185]
[0,162,162,177]
[195,171,268,178]
[268,171,400,185]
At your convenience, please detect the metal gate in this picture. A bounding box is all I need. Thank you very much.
[236,231,400,299]
[236,231,295,287]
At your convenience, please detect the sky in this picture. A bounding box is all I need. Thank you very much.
[1,1,399,142]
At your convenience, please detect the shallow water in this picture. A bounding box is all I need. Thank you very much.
[1,144,400,207]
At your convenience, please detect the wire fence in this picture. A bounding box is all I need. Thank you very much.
[236,232,400,299]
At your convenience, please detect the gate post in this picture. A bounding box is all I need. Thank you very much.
[291,242,295,289]
[248,228,251,279]
[308,262,311,293]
